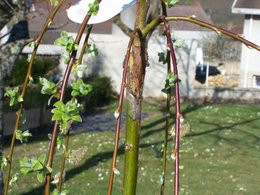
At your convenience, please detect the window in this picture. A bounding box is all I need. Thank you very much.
[253,75,260,88]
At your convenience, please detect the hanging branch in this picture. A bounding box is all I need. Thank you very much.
[43,3,103,192]
[57,25,93,192]
[107,30,137,195]
[142,16,260,52]
[160,2,170,194]
[161,16,182,195]
[3,1,65,194]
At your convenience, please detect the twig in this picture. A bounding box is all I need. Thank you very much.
[107,30,136,195]
[161,16,182,195]
[57,26,93,192]
[44,1,103,193]
[142,16,260,52]
[3,1,65,194]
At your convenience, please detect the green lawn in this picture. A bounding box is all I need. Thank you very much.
[3,100,260,194]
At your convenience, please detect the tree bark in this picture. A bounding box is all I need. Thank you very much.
[123,1,148,194]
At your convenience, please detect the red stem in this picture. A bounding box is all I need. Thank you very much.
[44,12,95,195]
[161,16,181,195]
[107,31,136,195]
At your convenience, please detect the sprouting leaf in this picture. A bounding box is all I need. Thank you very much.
[52,188,69,195]
[9,172,19,186]
[51,101,82,133]
[54,31,78,52]
[86,44,98,56]
[27,54,32,62]
[158,52,167,64]
[39,77,57,95]
[167,0,179,8]
[0,156,8,170]
[37,172,44,183]
[88,0,99,16]
[15,130,32,143]
[113,168,120,176]
[56,135,65,150]
[72,64,88,78]
[114,109,120,120]
[161,73,181,94]
[173,39,184,47]
[51,172,61,185]
[4,87,23,106]
[50,0,58,6]
[26,41,36,48]
[71,79,92,97]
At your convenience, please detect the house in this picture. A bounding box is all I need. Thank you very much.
[23,1,214,97]
[232,0,260,88]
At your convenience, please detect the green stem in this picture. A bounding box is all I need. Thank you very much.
[160,52,171,195]
[3,1,65,194]
[123,1,148,194]
[57,133,69,192]
[57,25,93,193]
[107,31,136,195]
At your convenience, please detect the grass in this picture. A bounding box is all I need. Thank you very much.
[3,100,260,194]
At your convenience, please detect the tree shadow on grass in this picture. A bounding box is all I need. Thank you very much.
[21,137,168,195]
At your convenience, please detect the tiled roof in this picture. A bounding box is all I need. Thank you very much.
[28,0,112,44]
[28,0,212,44]
[167,3,213,31]
[232,0,260,15]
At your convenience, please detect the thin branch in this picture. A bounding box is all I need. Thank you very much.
[45,0,103,193]
[3,1,65,194]
[161,16,182,195]
[107,30,136,195]
[57,26,93,192]
[113,14,133,37]
[142,16,260,52]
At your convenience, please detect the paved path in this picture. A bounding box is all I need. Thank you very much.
[72,111,149,133]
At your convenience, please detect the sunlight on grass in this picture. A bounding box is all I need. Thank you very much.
[3,101,260,194]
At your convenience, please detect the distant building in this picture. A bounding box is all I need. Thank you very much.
[25,1,213,97]
[232,0,260,88]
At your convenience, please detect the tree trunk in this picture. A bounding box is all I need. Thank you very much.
[0,40,28,194]
[123,1,148,194]
[0,74,4,195]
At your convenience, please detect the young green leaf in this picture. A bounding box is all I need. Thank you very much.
[162,73,180,94]
[158,52,167,64]
[50,0,58,6]
[167,0,179,8]
[71,79,92,97]
[4,87,23,106]
[51,101,82,133]
[37,172,44,183]
[0,156,7,170]
[88,0,99,16]
[9,172,19,186]
[15,130,32,143]
[86,44,98,56]
[173,39,184,47]
[39,77,57,95]
[72,64,88,78]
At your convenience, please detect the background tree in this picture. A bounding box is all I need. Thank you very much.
[0,1,31,192]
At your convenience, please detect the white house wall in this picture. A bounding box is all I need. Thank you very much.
[26,32,198,98]
[80,33,197,97]
[240,15,260,88]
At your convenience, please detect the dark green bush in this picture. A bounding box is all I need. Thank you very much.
[82,75,117,110]
[5,55,58,86]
